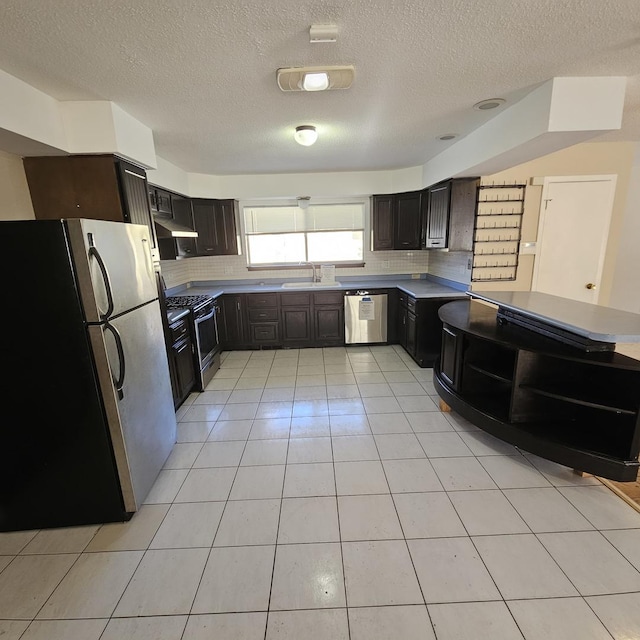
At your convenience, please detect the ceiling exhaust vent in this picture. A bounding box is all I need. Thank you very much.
[277,65,355,92]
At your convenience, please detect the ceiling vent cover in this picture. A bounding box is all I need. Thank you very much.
[277,65,355,92]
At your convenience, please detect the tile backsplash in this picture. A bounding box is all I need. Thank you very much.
[428,251,473,285]
[160,248,433,289]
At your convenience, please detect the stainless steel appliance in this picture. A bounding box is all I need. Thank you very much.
[344,290,388,344]
[0,218,177,531]
[165,294,221,390]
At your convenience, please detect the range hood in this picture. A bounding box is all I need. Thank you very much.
[153,216,198,238]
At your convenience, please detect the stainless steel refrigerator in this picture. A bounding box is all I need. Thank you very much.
[0,218,176,531]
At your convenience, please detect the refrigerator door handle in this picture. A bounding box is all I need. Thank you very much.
[88,243,115,320]
[104,321,126,400]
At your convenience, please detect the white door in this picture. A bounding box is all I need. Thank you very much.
[532,176,617,304]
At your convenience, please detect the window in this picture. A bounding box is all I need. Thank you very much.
[243,201,365,267]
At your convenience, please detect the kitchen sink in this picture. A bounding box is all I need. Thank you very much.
[281,281,341,288]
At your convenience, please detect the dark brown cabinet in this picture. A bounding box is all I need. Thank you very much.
[423,178,480,251]
[281,293,313,346]
[372,191,423,251]
[24,154,159,261]
[398,293,418,357]
[149,186,172,216]
[394,191,423,250]
[221,294,247,349]
[423,181,450,249]
[313,292,344,345]
[373,178,479,252]
[220,290,345,350]
[192,198,239,256]
[247,294,279,347]
[371,195,395,250]
[398,293,462,367]
[166,314,196,408]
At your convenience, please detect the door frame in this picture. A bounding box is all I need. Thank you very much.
[531,174,617,302]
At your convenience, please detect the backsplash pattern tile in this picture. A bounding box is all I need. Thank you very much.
[428,251,472,286]
[160,249,431,289]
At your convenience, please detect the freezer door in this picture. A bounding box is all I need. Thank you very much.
[66,218,158,322]
[88,299,177,512]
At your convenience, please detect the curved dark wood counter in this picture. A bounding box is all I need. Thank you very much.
[433,300,640,482]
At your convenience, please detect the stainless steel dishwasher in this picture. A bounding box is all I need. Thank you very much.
[344,290,388,344]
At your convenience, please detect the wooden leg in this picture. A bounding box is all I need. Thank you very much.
[439,399,452,413]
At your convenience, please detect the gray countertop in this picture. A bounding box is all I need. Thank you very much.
[170,277,469,301]
[470,290,640,343]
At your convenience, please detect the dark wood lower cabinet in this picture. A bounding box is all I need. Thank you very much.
[314,306,344,344]
[281,307,313,346]
[166,314,196,409]
[434,300,640,482]
[217,289,458,366]
[398,294,462,367]
[221,294,248,350]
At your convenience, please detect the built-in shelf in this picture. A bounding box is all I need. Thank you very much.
[434,300,640,482]
[520,384,636,415]
[467,362,513,384]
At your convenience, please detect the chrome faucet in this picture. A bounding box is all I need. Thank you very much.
[300,261,317,282]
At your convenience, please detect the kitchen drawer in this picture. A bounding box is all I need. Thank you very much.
[398,293,417,311]
[169,318,189,345]
[250,322,279,343]
[248,307,279,322]
[247,293,278,308]
[280,292,311,306]
[313,291,344,306]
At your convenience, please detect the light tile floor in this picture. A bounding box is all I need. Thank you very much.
[2,345,640,639]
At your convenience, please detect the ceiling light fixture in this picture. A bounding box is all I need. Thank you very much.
[438,133,458,140]
[473,98,506,111]
[277,65,355,92]
[294,125,318,146]
[302,72,329,91]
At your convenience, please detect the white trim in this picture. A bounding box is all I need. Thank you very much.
[531,174,617,302]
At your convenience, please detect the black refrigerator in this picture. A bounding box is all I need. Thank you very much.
[0,218,177,532]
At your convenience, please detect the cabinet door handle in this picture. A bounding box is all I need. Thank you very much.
[237,301,240,311]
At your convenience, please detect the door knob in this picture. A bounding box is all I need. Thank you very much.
[585,283,596,290]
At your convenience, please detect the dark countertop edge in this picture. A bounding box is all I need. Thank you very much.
[468,291,640,344]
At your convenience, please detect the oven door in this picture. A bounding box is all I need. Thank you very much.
[194,303,219,369]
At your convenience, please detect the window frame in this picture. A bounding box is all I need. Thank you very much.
[240,197,369,269]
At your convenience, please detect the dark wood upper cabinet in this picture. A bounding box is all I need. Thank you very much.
[214,199,239,255]
[155,189,172,215]
[191,198,239,256]
[373,177,479,252]
[394,191,423,250]
[448,178,480,252]
[23,154,159,261]
[372,190,423,251]
[423,180,451,249]
[172,196,197,259]
[371,195,394,250]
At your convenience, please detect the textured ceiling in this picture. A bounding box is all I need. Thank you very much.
[0,0,639,174]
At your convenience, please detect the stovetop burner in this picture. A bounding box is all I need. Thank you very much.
[165,294,213,310]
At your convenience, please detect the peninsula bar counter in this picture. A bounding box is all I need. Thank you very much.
[433,293,640,482]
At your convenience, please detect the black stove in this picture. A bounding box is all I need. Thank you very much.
[165,294,213,310]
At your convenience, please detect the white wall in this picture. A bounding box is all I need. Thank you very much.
[0,150,34,220]
[468,140,635,305]
[609,143,640,313]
